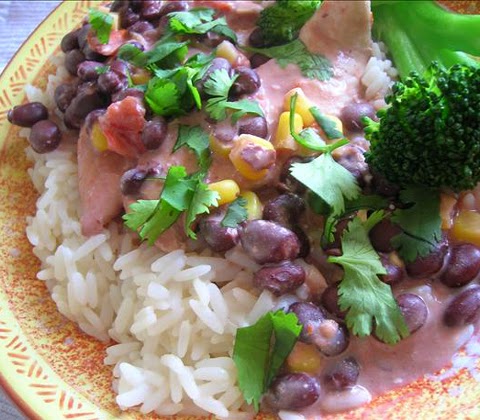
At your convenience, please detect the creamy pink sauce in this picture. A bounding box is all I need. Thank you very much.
[75,1,480,414]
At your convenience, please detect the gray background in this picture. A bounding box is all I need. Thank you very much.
[0,2,61,418]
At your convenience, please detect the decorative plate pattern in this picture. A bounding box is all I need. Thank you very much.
[0,1,479,420]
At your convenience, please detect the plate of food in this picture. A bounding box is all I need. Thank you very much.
[1,0,480,419]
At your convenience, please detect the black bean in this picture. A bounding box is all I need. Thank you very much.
[7,102,48,128]
[250,53,270,69]
[440,243,480,288]
[140,1,163,21]
[380,256,404,285]
[279,155,313,194]
[98,71,127,94]
[248,28,267,48]
[315,320,349,356]
[199,217,239,252]
[396,293,428,333]
[321,283,346,319]
[254,262,305,296]
[237,115,268,138]
[335,145,369,187]
[160,1,188,16]
[77,24,91,49]
[340,102,376,132]
[263,193,306,228]
[200,31,229,48]
[82,43,106,62]
[65,49,86,76]
[240,220,300,264]
[112,88,145,103]
[129,20,155,34]
[405,239,448,278]
[266,373,320,410]
[231,67,261,97]
[60,29,80,53]
[110,0,128,13]
[120,168,149,196]
[77,61,103,81]
[444,286,480,328]
[196,58,233,94]
[120,7,140,29]
[109,60,130,79]
[29,120,62,153]
[240,144,275,171]
[141,117,167,150]
[369,218,402,253]
[64,83,106,129]
[294,227,311,258]
[288,302,328,343]
[129,0,143,12]
[54,82,79,113]
[324,357,360,390]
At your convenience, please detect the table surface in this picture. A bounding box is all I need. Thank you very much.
[0,2,61,418]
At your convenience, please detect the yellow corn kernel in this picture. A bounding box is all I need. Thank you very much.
[91,122,109,152]
[131,68,151,85]
[209,134,232,157]
[216,41,240,65]
[283,88,315,126]
[229,134,275,181]
[321,115,344,140]
[452,210,480,246]
[274,112,303,151]
[208,180,240,206]
[241,191,263,220]
[286,342,323,374]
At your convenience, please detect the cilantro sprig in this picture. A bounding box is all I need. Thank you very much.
[167,8,237,42]
[233,310,302,411]
[248,39,332,81]
[89,9,113,44]
[390,187,442,262]
[221,197,248,228]
[288,94,360,220]
[204,69,265,122]
[124,126,218,242]
[328,213,410,344]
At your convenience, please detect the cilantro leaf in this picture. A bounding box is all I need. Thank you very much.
[204,70,264,122]
[290,153,360,216]
[204,69,238,120]
[174,125,211,172]
[328,214,410,344]
[258,0,321,45]
[89,9,113,44]
[221,197,248,228]
[224,99,265,124]
[249,39,332,81]
[168,8,237,42]
[145,78,183,117]
[185,180,219,239]
[118,40,189,69]
[391,187,442,262]
[117,44,147,67]
[233,310,302,412]
[310,106,343,140]
[95,65,110,75]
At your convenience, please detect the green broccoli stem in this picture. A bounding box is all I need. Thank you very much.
[372,0,480,79]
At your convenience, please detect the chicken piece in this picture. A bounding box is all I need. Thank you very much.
[78,123,133,236]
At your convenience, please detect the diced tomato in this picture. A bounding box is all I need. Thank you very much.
[193,0,232,12]
[99,96,147,158]
[87,29,129,56]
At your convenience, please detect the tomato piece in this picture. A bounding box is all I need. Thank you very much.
[87,29,129,56]
[99,96,146,158]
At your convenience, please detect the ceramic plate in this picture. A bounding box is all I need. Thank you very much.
[0,1,479,419]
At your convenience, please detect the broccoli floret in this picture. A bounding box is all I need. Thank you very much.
[257,0,321,46]
[364,1,480,192]
[365,63,480,192]
[372,1,480,79]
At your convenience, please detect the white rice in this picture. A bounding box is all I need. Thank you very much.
[22,39,390,417]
